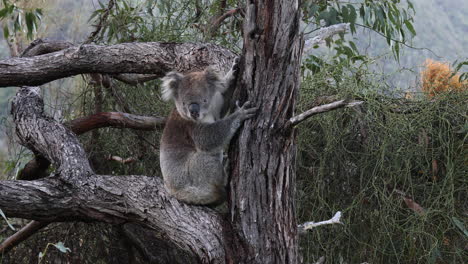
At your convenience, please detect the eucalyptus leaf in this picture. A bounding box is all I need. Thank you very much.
[53,242,71,253]
[0,208,15,231]
[452,217,468,238]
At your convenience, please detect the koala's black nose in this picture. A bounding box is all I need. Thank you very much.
[189,103,200,118]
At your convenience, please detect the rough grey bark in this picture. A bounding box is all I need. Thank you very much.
[0,42,236,87]
[2,87,232,262]
[228,0,303,263]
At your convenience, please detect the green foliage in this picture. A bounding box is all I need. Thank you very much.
[302,0,417,70]
[297,64,468,263]
[89,0,242,50]
[0,0,42,40]
[452,59,468,81]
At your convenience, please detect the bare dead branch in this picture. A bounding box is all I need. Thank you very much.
[0,221,50,254]
[286,99,364,128]
[0,42,236,87]
[298,211,343,234]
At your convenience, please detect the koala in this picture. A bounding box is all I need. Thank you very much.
[159,64,257,205]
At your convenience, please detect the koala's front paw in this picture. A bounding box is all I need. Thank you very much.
[231,57,240,71]
[235,101,258,121]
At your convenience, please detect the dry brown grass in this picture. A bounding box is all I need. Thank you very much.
[421,59,466,97]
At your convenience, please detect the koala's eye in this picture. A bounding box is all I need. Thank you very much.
[203,99,207,103]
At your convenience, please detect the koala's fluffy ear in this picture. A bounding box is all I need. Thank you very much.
[161,72,184,101]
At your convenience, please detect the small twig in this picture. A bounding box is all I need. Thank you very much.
[204,8,242,38]
[111,73,161,86]
[0,221,50,254]
[287,99,363,128]
[298,211,343,234]
[211,8,241,30]
[85,0,115,44]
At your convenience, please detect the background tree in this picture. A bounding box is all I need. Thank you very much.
[0,0,466,263]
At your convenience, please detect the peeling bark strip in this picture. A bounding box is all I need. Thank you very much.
[3,86,231,262]
[0,42,236,87]
[228,0,303,263]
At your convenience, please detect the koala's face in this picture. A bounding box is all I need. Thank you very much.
[161,67,227,123]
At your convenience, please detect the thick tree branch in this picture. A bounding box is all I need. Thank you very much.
[20,39,163,86]
[0,42,236,87]
[0,176,229,261]
[66,112,166,135]
[11,87,93,184]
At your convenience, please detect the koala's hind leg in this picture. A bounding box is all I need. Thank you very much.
[172,152,227,205]
[173,184,226,206]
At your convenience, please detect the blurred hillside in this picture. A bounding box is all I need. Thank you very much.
[353,0,468,88]
[0,0,96,153]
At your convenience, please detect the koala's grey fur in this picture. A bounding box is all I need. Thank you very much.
[160,63,257,205]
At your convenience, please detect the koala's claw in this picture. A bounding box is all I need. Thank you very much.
[232,57,240,69]
[236,100,258,120]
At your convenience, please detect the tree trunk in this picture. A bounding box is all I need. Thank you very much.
[229,1,303,263]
